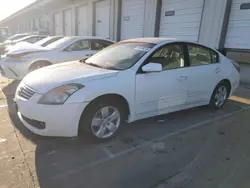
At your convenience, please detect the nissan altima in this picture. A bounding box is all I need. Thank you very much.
[14,38,240,140]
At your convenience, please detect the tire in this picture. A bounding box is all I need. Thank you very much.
[29,61,51,72]
[79,99,126,141]
[209,82,229,109]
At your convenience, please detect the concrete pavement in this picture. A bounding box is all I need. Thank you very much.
[0,77,250,188]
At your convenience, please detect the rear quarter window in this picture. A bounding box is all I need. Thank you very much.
[211,50,219,64]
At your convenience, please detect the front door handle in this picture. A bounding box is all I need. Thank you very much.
[214,68,221,73]
[85,54,92,57]
[178,76,188,81]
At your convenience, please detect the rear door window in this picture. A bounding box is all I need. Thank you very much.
[91,40,113,50]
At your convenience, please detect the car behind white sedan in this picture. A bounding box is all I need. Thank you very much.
[6,36,63,55]
[14,38,240,140]
[0,36,114,80]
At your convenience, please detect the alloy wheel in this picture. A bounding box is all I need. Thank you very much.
[91,106,121,139]
[214,85,228,107]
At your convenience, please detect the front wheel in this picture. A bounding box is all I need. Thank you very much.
[29,61,51,72]
[80,100,125,140]
[209,83,229,109]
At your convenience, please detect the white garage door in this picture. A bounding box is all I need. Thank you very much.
[120,0,146,40]
[225,0,250,49]
[160,0,204,41]
[54,12,62,35]
[35,18,39,29]
[95,0,110,38]
[77,5,88,36]
[63,9,72,36]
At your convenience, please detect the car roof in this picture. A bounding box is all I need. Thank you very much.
[45,36,63,39]
[68,36,114,43]
[121,37,202,45]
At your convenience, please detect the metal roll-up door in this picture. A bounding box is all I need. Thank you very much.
[120,0,146,40]
[160,0,204,41]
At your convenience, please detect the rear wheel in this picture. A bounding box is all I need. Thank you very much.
[29,61,51,72]
[79,100,125,141]
[209,83,229,109]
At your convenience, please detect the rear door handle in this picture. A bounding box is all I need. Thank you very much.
[85,54,92,57]
[178,76,188,81]
[214,68,221,73]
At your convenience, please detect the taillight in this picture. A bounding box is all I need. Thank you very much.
[231,61,240,73]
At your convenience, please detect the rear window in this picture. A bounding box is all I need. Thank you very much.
[46,37,71,49]
[35,37,63,47]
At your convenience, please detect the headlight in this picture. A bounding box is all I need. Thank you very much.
[38,83,84,105]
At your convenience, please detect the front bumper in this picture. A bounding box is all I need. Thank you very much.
[15,93,88,137]
[0,59,30,80]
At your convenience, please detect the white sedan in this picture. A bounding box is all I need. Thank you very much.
[14,38,240,140]
[0,36,114,80]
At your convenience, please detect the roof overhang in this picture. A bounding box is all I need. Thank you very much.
[0,0,56,23]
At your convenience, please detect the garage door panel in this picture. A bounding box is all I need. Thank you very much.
[228,20,250,27]
[77,5,88,36]
[231,3,243,10]
[160,15,202,23]
[54,12,62,35]
[123,1,145,8]
[159,34,198,41]
[229,11,250,21]
[226,36,250,43]
[63,9,72,36]
[225,37,250,49]
[162,0,204,10]
[160,26,199,34]
[160,29,199,38]
[161,22,200,28]
[226,27,250,36]
[166,8,203,15]
[121,0,145,40]
[95,0,110,38]
[225,0,250,49]
[160,0,204,41]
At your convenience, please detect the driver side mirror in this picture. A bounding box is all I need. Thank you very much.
[142,63,162,73]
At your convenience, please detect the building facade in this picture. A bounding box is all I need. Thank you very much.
[1,0,250,61]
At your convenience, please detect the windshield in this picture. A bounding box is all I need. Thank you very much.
[46,37,71,49]
[85,42,155,70]
[15,36,32,42]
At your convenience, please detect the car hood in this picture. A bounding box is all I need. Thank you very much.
[7,42,48,55]
[22,61,119,93]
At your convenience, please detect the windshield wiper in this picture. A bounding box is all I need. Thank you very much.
[80,59,119,70]
[85,62,104,69]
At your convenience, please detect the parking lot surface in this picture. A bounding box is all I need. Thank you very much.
[1,76,250,188]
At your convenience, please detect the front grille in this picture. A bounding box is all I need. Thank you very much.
[17,84,36,100]
[21,114,45,129]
